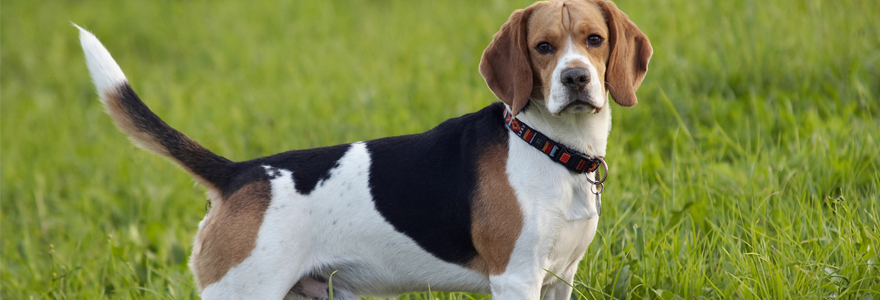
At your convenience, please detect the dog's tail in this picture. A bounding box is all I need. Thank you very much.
[76,25,234,192]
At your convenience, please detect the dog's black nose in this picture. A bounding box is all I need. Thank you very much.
[561,68,590,89]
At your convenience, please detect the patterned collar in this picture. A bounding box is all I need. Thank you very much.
[503,108,603,174]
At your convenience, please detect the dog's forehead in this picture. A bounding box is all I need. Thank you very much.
[528,1,607,37]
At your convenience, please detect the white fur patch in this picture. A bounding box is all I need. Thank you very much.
[547,37,606,115]
[75,24,128,99]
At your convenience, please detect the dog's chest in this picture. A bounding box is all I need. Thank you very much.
[505,132,600,220]
[565,178,599,221]
[505,133,601,275]
[544,215,599,283]
[542,189,600,281]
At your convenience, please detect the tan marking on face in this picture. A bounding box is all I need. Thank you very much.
[191,180,271,288]
[566,2,610,78]
[526,0,611,102]
[470,144,523,275]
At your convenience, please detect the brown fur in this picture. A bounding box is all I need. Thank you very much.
[480,0,652,111]
[597,0,652,107]
[470,144,523,275]
[479,2,544,116]
[191,181,272,288]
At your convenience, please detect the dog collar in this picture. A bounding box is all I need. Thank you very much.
[503,108,605,174]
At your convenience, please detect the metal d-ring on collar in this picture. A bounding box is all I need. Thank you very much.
[586,157,608,216]
[585,156,608,185]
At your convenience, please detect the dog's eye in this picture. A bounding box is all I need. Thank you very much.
[586,35,604,47]
[535,42,554,54]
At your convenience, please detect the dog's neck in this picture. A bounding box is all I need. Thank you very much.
[511,99,611,158]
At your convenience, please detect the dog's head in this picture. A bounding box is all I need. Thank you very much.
[480,0,652,116]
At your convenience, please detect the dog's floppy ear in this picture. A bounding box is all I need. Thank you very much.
[479,5,538,116]
[598,1,653,107]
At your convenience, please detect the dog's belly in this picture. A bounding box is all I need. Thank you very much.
[251,142,489,296]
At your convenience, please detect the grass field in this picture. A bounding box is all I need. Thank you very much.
[2,0,879,299]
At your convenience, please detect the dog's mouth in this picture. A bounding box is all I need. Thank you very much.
[563,101,599,114]
[559,93,601,114]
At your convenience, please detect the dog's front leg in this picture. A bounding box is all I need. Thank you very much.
[541,216,601,300]
[488,272,543,299]
[540,262,578,300]
[486,229,546,299]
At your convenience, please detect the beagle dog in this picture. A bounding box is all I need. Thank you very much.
[77,0,651,299]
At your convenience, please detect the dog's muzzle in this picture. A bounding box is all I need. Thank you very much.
[559,67,600,113]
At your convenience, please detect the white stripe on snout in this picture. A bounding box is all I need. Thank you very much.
[547,37,605,115]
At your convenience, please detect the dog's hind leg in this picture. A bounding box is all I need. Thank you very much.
[198,259,307,300]
[193,166,315,299]
[194,221,311,300]
[197,241,308,299]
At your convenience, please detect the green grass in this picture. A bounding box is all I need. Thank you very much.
[2,0,878,299]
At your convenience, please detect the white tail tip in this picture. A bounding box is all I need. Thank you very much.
[74,23,127,97]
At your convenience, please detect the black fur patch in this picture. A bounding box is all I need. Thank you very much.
[366,102,509,264]
[115,83,235,188]
[226,144,352,197]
